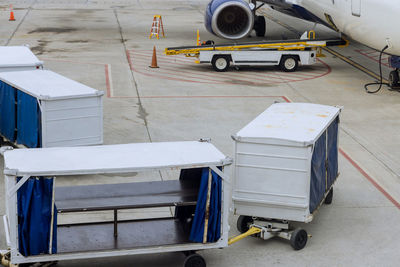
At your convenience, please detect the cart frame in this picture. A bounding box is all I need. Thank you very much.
[1,141,232,265]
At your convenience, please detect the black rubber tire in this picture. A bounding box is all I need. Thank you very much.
[389,70,399,88]
[236,215,253,233]
[254,16,266,37]
[290,228,308,250]
[184,253,206,267]
[280,56,298,72]
[211,56,230,72]
[324,188,333,205]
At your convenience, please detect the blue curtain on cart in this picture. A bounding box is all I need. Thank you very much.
[16,90,41,148]
[327,117,339,189]
[190,168,222,243]
[17,177,57,256]
[0,81,16,142]
[309,132,326,213]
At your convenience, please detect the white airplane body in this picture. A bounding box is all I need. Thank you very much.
[299,0,400,56]
[205,0,400,56]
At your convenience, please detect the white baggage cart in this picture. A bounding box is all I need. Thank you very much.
[0,140,232,267]
[231,103,341,250]
[0,46,43,72]
[0,69,103,148]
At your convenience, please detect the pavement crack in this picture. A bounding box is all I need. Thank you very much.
[113,8,152,142]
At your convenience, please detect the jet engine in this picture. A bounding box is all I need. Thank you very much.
[205,0,254,39]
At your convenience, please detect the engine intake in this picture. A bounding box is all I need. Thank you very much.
[205,0,254,39]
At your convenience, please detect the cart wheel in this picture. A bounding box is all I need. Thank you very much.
[389,70,399,88]
[254,16,266,37]
[184,253,206,267]
[211,56,230,72]
[324,188,333,204]
[280,56,298,72]
[236,215,253,233]
[290,228,308,250]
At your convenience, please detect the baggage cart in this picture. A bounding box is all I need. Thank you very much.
[0,140,232,267]
[0,69,103,148]
[0,46,43,72]
[231,103,341,250]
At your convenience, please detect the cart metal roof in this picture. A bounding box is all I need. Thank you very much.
[0,69,103,100]
[3,141,231,176]
[0,46,42,68]
[235,103,341,146]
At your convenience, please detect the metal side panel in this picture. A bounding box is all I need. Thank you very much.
[234,142,309,202]
[231,51,280,66]
[3,215,11,246]
[232,141,311,221]
[0,66,40,73]
[41,96,103,147]
[233,198,310,222]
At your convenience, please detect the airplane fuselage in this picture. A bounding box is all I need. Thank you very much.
[289,0,400,55]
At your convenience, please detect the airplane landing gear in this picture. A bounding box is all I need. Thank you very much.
[389,68,400,88]
[254,15,266,37]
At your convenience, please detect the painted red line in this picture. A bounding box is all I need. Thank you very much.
[355,49,391,68]
[126,50,134,71]
[129,52,297,85]
[130,52,292,83]
[339,148,400,210]
[133,52,324,78]
[355,49,377,55]
[132,58,319,84]
[280,95,291,103]
[105,64,111,98]
[128,49,331,84]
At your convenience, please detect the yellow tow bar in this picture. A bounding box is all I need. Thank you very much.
[228,226,262,245]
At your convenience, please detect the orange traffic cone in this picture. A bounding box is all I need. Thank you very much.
[149,46,159,68]
[9,5,15,21]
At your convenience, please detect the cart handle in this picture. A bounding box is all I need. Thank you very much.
[228,227,262,245]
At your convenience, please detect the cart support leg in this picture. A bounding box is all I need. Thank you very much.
[203,169,212,243]
[114,209,118,238]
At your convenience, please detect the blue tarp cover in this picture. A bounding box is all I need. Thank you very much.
[16,90,40,147]
[327,117,339,188]
[309,132,326,213]
[190,168,221,243]
[390,56,400,68]
[17,177,57,256]
[309,115,339,213]
[0,81,16,141]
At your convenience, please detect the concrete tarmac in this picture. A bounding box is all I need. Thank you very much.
[0,0,399,266]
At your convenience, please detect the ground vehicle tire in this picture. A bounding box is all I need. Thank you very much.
[254,16,266,37]
[211,55,230,72]
[236,215,253,233]
[324,188,333,204]
[290,228,308,250]
[389,70,399,87]
[280,56,298,72]
[184,253,206,267]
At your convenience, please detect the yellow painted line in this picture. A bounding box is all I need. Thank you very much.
[323,47,388,83]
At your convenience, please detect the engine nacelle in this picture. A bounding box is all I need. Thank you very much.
[205,0,254,39]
